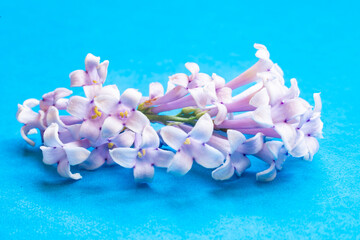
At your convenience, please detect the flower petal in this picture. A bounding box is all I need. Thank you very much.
[212,73,225,88]
[211,156,234,180]
[149,149,174,168]
[237,133,264,155]
[20,125,36,146]
[133,161,155,183]
[140,125,159,149]
[99,84,120,99]
[250,88,269,108]
[231,152,251,176]
[254,43,270,60]
[80,145,107,170]
[40,146,66,165]
[83,85,102,99]
[252,105,273,128]
[46,106,66,128]
[304,137,319,161]
[185,62,200,75]
[125,111,150,133]
[70,70,90,87]
[23,98,39,108]
[67,96,90,119]
[188,87,207,108]
[97,60,109,84]
[204,81,217,101]
[169,73,189,88]
[79,119,102,142]
[188,113,213,142]
[313,93,322,113]
[111,130,135,147]
[43,123,63,147]
[57,160,82,180]
[256,161,277,182]
[16,105,39,124]
[100,116,124,139]
[149,82,164,99]
[85,53,100,71]
[216,87,232,103]
[94,95,119,114]
[160,126,187,150]
[213,102,228,125]
[274,123,297,151]
[54,88,73,102]
[167,149,193,176]
[63,146,91,165]
[227,130,246,154]
[109,148,137,168]
[191,143,224,168]
[120,88,142,109]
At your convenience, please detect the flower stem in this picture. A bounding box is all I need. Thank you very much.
[144,113,197,126]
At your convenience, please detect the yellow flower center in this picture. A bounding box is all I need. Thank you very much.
[107,142,114,149]
[137,149,146,158]
[119,110,128,118]
[183,138,191,145]
[91,106,102,119]
[92,80,98,84]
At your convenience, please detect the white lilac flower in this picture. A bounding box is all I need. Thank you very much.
[94,88,150,138]
[66,85,121,144]
[110,125,174,183]
[81,130,136,170]
[210,130,264,180]
[40,123,91,180]
[160,113,224,176]
[69,53,109,87]
[16,99,46,146]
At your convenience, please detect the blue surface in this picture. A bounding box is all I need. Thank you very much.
[1,1,360,238]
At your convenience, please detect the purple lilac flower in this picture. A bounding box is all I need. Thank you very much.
[40,123,91,180]
[160,113,224,175]
[110,125,174,183]
[94,88,149,138]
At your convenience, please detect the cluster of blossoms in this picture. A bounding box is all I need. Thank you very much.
[16,44,323,183]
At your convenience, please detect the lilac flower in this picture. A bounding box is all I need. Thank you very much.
[169,62,212,89]
[17,99,45,146]
[110,125,174,183]
[225,44,275,89]
[40,123,91,180]
[94,88,150,138]
[160,113,224,176]
[40,88,73,111]
[66,85,120,144]
[209,130,264,180]
[288,93,323,160]
[207,73,232,125]
[253,141,289,181]
[69,53,109,87]
[81,130,136,170]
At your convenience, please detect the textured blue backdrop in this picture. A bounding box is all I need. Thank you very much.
[1,0,359,239]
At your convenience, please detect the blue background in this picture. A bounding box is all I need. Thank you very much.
[1,0,359,238]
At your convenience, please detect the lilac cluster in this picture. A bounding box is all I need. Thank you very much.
[16,44,323,183]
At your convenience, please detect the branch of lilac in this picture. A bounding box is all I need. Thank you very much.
[16,44,323,183]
